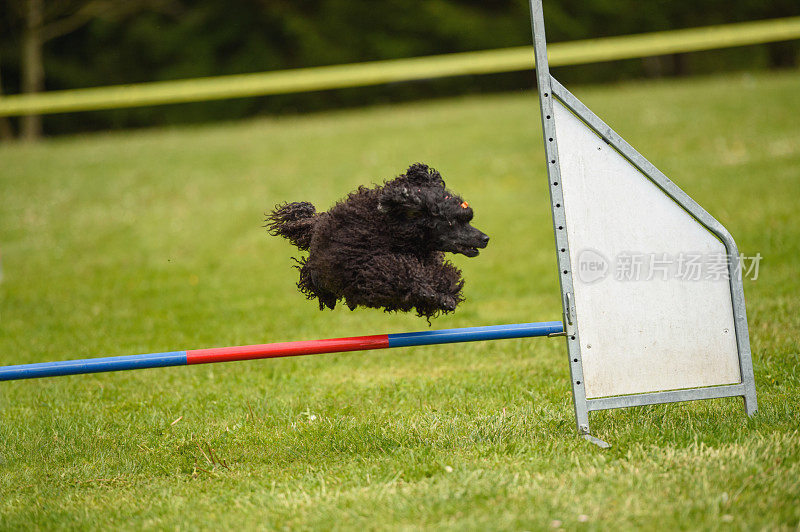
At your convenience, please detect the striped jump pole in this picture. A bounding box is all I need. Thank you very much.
[0,321,564,382]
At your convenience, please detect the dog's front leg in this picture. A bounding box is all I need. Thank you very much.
[421,259,464,313]
[341,255,462,317]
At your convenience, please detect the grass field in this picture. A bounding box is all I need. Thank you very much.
[1,71,799,530]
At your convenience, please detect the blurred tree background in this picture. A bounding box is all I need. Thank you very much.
[1,0,798,138]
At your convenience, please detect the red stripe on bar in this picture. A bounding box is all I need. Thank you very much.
[185,334,390,365]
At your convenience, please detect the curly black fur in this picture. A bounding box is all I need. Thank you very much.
[266,163,489,320]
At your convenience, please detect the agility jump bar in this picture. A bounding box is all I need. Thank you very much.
[0,321,563,382]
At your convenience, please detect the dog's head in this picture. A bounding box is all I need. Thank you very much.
[377,163,489,257]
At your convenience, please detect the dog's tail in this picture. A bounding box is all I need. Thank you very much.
[265,202,318,250]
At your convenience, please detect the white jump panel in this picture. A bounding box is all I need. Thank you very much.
[553,100,741,399]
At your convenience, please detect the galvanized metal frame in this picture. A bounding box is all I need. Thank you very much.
[528,0,757,435]
[529,0,590,433]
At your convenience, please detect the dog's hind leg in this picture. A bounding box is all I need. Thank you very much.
[310,270,338,310]
[295,259,338,310]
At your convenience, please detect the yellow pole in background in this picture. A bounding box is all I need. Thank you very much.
[1,16,799,117]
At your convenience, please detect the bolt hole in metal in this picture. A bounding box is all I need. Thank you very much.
[573,358,578,362]
[546,115,551,119]
[570,336,576,340]
[563,270,568,274]
[548,137,553,142]
[553,182,558,186]
[560,248,566,252]
[558,226,563,230]
[551,159,556,164]
[576,381,581,385]
[544,93,548,97]
[556,203,561,208]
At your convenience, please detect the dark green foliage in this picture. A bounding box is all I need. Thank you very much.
[0,0,798,135]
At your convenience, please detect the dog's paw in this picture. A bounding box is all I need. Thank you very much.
[437,295,458,312]
[419,289,437,301]
[413,289,458,313]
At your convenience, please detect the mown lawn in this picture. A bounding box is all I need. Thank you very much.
[1,71,799,530]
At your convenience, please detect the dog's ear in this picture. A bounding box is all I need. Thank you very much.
[377,184,424,217]
[402,163,445,187]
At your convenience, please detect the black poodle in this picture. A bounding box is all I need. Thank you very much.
[266,163,489,320]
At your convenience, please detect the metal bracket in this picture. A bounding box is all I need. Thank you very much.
[564,292,574,326]
[583,434,611,449]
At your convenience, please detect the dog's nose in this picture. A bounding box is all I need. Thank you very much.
[480,233,490,246]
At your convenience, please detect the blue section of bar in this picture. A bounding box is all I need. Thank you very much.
[387,321,564,348]
[0,351,188,381]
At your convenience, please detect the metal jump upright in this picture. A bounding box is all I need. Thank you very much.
[528,0,757,440]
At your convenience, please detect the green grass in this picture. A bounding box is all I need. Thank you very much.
[1,70,799,530]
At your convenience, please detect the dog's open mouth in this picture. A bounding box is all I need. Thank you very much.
[446,230,488,258]
[455,245,482,257]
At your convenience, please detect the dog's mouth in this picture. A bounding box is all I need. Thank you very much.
[443,228,489,258]
[453,240,488,257]
[459,246,481,258]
